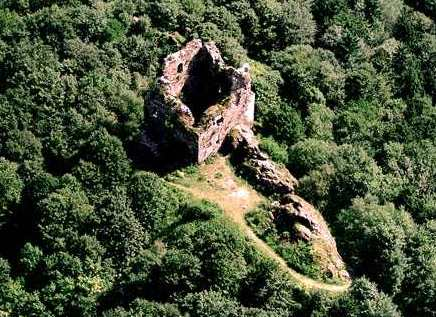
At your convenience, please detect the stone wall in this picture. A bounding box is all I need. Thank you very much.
[147,40,254,163]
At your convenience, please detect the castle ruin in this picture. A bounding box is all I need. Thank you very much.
[143,40,350,282]
[147,39,254,163]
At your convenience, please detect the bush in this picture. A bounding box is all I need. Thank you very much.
[288,139,335,178]
[305,103,335,141]
[259,136,289,165]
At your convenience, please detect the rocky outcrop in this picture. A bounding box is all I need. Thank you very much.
[228,126,298,195]
[229,127,350,281]
[273,194,349,280]
[147,39,255,163]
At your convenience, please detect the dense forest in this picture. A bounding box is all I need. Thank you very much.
[0,0,435,316]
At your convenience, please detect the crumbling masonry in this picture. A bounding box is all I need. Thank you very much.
[145,40,350,281]
[147,39,254,163]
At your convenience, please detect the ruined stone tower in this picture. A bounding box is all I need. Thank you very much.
[147,39,255,163]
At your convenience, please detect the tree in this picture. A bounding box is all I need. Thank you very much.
[36,178,94,251]
[298,145,383,215]
[288,139,336,178]
[146,0,182,31]
[2,129,43,163]
[336,197,414,295]
[239,259,302,315]
[178,290,240,317]
[102,298,181,317]
[165,218,250,296]
[157,248,203,296]
[305,103,335,141]
[95,187,148,269]
[128,171,180,235]
[334,99,382,153]
[0,257,51,316]
[250,61,284,129]
[382,140,436,222]
[329,145,383,211]
[249,0,316,54]
[74,128,132,192]
[0,158,23,227]
[262,101,305,147]
[311,0,348,29]
[330,278,401,317]
[321,11,373,62]
[400,220,436,316]
[270,45,345,107]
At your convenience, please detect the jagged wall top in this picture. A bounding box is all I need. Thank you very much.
[158,39,225,97]
[149,39,255,162]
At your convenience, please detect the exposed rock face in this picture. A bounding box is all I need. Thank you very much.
[229,127,350,281]
[273,194,349,280]
[229,126,298,195]
[148,39,255,163]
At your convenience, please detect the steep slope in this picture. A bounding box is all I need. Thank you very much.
[168,155,350,293]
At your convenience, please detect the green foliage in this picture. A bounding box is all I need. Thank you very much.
[2,129,43,163]
[382,140,436,222]
[95,188,148,267]
[400,220,436,316]
[336,197,415,295]
[37,180,94,250]
[178,290,240,316]
[321,10,374,61]
[331,278,401,317]
[334,99,407,155]
[262,102,305,147]
[249,0,316,55]
[250,62,284,127]
[305,103,335,141]
[0,0,435,315]
[103,298,181,317]
[298,145,383,215]
[164,218,250,297]
[0,158,23,226]
[104,18,126,42]
[179,200,223,222]
[270,45,346,107]
[259,136,289,165]
[159,248,203,295]
[129,171,180,235]
[74,128,132,192]
[246,207,326,281]
[288,139,336,178]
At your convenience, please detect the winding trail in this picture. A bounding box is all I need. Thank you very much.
[169,156,350,293]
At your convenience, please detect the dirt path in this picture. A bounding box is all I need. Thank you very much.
[169,156,350,293]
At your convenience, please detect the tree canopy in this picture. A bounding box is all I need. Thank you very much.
[0,0,435,316]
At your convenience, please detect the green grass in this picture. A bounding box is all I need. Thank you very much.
[245,206,328,281]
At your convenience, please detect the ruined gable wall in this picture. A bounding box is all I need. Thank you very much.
[197,66,255,162]
[160,39,203,97]
[148,40,255,163]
